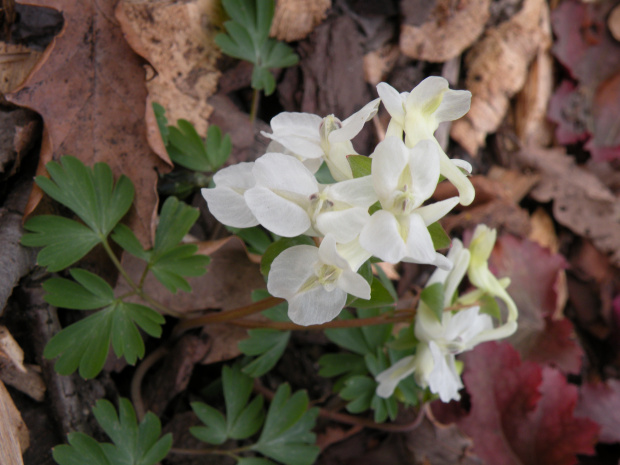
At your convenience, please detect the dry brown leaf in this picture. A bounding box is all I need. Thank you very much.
[0,42,42,95]
[116,0,221,140]
[0,380,28,465]
[400,0,490,63]
[610,3,620,41]
[528,207,560,254]
[517,147,620,266]
[363,44,400,86]
[0,326,46,402]
[271,0,330,42]
[514,47,554,146]
[451,0,550,155]
[6,0,169,246]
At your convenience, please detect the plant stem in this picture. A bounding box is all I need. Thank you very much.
[130,344,170,421]
[172,295,284,336]
[249,88,260,124]
[101,238,181,317]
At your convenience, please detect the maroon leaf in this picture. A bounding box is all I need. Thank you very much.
[457,342,599,465]
[488,234,583,373]
[575,379,620,444]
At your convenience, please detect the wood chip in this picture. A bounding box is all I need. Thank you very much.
[0,380,28,465]
[271,0,331,42]
[451,0,550,155]
[400,0,491,63]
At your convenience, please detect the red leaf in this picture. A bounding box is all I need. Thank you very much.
[575,379,620,444]
[457,342,599,465]
[488,234,583,373]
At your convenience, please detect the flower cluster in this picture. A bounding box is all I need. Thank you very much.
[203,77,478,327]
[375,224,518,402]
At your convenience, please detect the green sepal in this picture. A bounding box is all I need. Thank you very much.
[347,155,372,178]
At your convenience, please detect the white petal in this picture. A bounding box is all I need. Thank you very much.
[288,285,347,326]
[253,153,318,196]
[330,98,381,144]
[212,162,256,189]
[267,245,318,300]
[325,143,355,181]
[406,76,449,112]
[323,176,378,208]
[375,355,417,398]
[451,158,472,174]
[317,234,350,270]
[427,341,463,402]
[359,210,408,264]
[439,151,475,206]
[202,187,258,228]
[337,270,371,300]
[407,139,441,201]
[262,112,324,158]
[415,303,446,342]
[434,89,471,123]
[377,83,406,123]
[315,208,370,244]
[244,186,311,237]
[403,214,438,265]
[415,197,459,226]
[370,137,409,202]
[336,238,372,272]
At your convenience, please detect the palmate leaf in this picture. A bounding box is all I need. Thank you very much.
[43,270,165,378]
[252,384,319,465]
[239,329,291,377]
[216,0,298,95]
[191,365,264,444]
[167,120,232,172]
[53,399,172,465]
[22,156,134,271]
[324,309,393,356]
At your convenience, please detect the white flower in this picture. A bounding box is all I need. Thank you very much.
[261,99,380,181]
[359,137,458,267]
[267,235,371,326]
[201,162,259,228]
[375,355,417,398]
[415,305,493,402]
[377,78,475,206]
[244,152,377,241]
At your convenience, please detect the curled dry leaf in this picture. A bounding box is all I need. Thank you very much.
[0,42,42,95]
[363,44,400,86]
[6,0,169,247]
[0,380,29,464]
[451,0,550,155]
[271,0,331,42]
[0,326,46,402]
[399,0,490,63]
[517,147,620,266]
[116,0,222,140]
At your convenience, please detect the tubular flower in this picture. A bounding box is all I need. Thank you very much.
[359,137,458,267]
[261,99,380,181]
[267,235,371,326]
[377,77,475,206]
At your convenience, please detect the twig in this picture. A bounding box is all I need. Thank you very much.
[130,345,170,421]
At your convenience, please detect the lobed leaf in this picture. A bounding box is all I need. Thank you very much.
[239,329,291,377]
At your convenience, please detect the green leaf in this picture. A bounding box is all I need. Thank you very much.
[111,224,149,261]
[149,197,210,293]
[318,353,367,391]
[347,155,372,178]
[36,155,134,238]
[340,376,375,414]
[205,124,232,170]
[324,309,392,356]
[479,293,502,321]
[227,226,273,255]
[350,277,395,308]
[54,399,172,465]
[53,433,111,465]
[420,282,445,322]
[261,40,299,69]
[152,102,169,146]
[237,458,275,465]
[22,215,101,271]
[261,236,315,277]
[43,270,114,310]
[190,403,227,445]
[428,221,451,250]
[44,301,164,378]
[252,65,276,95]
[239,329,291,377]
[252,384,319,465]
